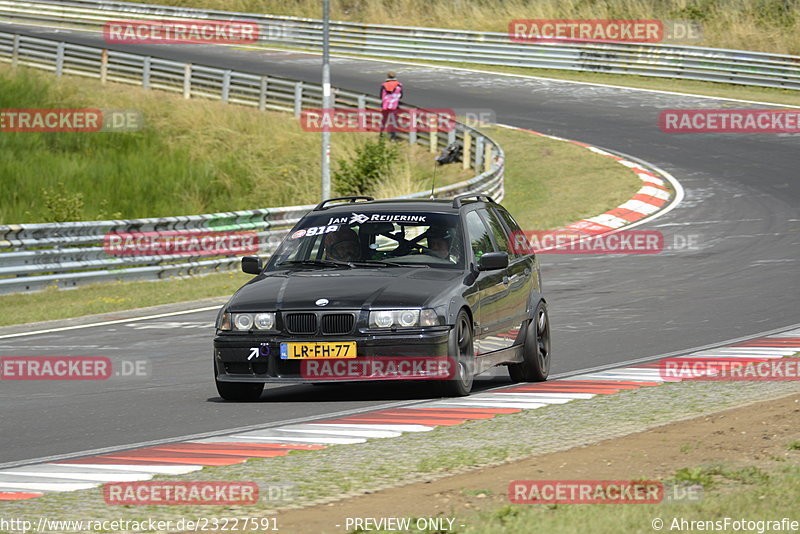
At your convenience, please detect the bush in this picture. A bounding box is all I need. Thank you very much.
[42,182,84,222]
[333,136,399,196]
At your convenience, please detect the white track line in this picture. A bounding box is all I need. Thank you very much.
[0,306,221,340]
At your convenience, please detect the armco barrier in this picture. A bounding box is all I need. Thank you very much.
[0,31,504,294]
[0,0,798,90]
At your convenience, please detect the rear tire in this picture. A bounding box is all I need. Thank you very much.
[508,301,550,382]
[214,360,264,401]
[436,310,475,397]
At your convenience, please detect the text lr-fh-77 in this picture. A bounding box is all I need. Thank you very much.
[213,194,551,400]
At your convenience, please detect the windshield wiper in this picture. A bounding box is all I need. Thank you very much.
[351,260,431,268]
[278,259,353,269]
[347,260,395,267]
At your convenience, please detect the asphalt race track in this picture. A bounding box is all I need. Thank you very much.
[1,23,798,466]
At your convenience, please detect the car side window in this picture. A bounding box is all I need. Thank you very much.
[465,210,494,263]
[482,209,511,255]
[493,208,528,258]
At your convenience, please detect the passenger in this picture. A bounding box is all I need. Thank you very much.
[425,227,454,261]
[427,236,450,259]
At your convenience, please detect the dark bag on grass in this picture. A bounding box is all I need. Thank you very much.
[436,142,463,165]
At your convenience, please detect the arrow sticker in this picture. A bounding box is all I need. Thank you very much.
[247,347,259,361]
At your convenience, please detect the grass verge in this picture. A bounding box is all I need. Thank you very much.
[0,271,251,327]
[0,64,468,223]
[461,465,799,534]
[0,124,641,326]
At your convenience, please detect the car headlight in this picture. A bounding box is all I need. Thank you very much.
[234,314,253,330]
[254,312,276,330]
[220,312,278,332]
[369,308,441,329]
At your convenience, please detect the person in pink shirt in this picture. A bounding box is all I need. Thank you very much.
[380,72,403,140]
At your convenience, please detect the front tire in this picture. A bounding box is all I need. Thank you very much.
[214,360,264,401]
[436,310,475,397]
[508,301,551,382]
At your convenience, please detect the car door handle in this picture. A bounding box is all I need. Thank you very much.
[502,276,510,285]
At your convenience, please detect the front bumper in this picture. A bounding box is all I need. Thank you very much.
[213,327,451,383]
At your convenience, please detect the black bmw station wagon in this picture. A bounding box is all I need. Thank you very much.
[213,194,551,400]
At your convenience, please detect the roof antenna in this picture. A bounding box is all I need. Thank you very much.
[429,159,438,199]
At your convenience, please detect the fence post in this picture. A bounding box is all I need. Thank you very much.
[259,76,268,111]
[357,94,366,110]
[55,42,65,77]
[408,110,417,145]
[11,34,19,68]
[462,130,472,170]
[475,136,485,170]
[429,120,438,154]
[447,128,456,146]
[293,82,303,117]
[142,56,151,89]
[100,49,108,84]
[221,70,232,103]
[484,143,493,172]
[183,64,192,99]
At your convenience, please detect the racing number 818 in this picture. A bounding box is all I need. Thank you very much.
[305,225,339,237]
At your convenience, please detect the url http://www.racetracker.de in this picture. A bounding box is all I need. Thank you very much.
[0,516,279,532]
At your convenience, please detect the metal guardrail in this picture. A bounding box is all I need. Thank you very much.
[0,30,504,294]
[1,0,798,90]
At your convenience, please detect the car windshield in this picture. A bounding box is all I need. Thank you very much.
[267,211,464,270]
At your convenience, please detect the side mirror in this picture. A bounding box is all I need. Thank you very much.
[478,251,509,271]
[241,256,262,275]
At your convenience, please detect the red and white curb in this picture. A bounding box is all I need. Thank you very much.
[497,124,683,234]
[2,329,798,502]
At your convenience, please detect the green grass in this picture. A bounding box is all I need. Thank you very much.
[0,271,252,327]
[0,64,468,224]
[483,124,642,230]
[456,465,800,534]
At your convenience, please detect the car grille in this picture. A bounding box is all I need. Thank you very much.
[321,313,354,335]
[285,313,316,334]
[283,312,355,335]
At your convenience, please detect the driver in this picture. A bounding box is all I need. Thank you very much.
[324,228,360,261]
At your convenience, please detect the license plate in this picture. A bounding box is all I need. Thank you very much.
[280,341,356,359]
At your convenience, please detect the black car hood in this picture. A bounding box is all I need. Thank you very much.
[227,267,462,311]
